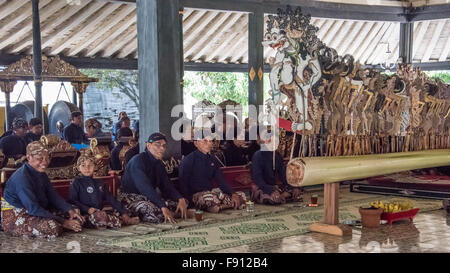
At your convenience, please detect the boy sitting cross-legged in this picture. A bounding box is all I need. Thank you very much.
[69,154,139,229]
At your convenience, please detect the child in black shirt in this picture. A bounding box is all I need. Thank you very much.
[69,154,139,229]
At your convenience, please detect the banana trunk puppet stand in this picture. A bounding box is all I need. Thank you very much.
[263,7,450,236]
[286,151,450,236]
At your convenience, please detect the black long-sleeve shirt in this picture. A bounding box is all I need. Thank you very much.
[110,143,124,171]
[251,150,289,195]
[124,145,139,167]
[178,149,233,202]
[0,134,27,160]
[121,150,182,208]
[63,123,87,144]
[25,132,42,145]
[3,163,72,224]
[181,139,196,157]
[221,140,248,166]
[69,176,127,215]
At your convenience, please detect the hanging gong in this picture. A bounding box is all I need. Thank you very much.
[8,100,50,133]
[48,101,80,135]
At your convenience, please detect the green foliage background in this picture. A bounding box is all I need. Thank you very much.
[183,71,249,107]
[425,71,450,83]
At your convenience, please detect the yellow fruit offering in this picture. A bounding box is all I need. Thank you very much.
[368,200,414,213]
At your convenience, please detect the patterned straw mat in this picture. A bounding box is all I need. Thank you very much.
[102,191,442,253]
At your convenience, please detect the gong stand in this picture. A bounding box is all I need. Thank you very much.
[309,183,352,236]
[0,55,97,131]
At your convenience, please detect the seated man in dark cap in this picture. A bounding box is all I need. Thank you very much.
[63,111,88,144]
[1,141,84,237]
[118,132,188,224]
[110,127,133,171]
[25,117,43,145]
[0,118,28,163]
[251,131,302,205]
[178,133,247,213]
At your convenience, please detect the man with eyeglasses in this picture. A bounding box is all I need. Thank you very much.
[1,141,85,237]
[118,132,188,224]
[178,133,247,213]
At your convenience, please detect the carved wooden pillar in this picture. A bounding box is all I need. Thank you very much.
[71,82,88,114]
[71,82,89,128]
[0,81,17,131]
[32,0,44,123]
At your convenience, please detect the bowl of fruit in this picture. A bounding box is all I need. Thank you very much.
[369,200,419,225]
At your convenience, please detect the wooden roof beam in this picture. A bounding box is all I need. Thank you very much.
[182,8,194,20]
[338,21,364,54]
[354,22,384,63]
[438,34,450,62]
[183,10,220,49]
[230,37,249,63]
[191,12,242,61]
[312,18,327,31]
[181,0,406,21]
[220,31,248,63]
[411,21,429,61]
[86,15,136,57]
[116,37,137,58]
[359,22,391,64]
[0,0,67,51]
[328,20,352,51]
[102,24,137,57]
[103,0,450,21]
[0,1,36,36]
[367,22,395,65]
[11,1,87,53]
[322,20,344,46]
[204,14,247,62]
[41,1,107,52]
[422,20,446,62]
[67,5,135,56]
[316,19,334,40]
[345,22,374,58]
[184,12,230,58]
[378,23,400,65]
[387,29,400,63]
[0,0,29,22]
[0,0,53,40]
[183,9,207,34]
[49,3,122,55]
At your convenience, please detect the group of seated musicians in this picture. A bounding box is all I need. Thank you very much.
[0,118,44,167]
[1,127,302,238]
[0,112,302,237]
[181,117,261,167]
